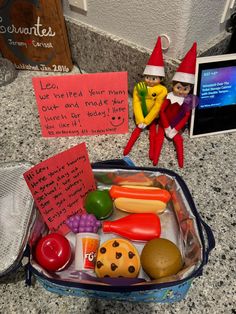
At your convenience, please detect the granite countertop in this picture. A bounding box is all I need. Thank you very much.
[0,68,235,314]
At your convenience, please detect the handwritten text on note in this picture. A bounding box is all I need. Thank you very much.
[23,143,96,234]
[32,72,128,137]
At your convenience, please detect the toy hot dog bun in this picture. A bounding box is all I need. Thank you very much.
[114,198,167,214]
[110,185,171,214]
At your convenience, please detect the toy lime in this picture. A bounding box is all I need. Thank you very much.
[84,189,113,219]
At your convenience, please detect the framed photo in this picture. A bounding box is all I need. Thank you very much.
[190,53,236,138]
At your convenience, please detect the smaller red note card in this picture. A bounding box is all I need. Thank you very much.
[23,143,96,235]
[32,72,128,137]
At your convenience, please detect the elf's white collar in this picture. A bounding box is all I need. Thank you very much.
[167,92,185,105]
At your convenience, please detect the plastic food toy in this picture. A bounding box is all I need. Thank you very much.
[102,213,161,241]
[112,172,154,186]
[75,232,100,273]
[84,189,113,219]
[109,184,171,214]
[95,238,140,278]
[66,213,101,233]
[35,233,71,272]
[123,37,167,160]
[152,42,198,168]
[140,238,183,279]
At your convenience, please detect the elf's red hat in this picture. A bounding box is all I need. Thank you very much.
[172,42,197,85]
[143,37,165,77]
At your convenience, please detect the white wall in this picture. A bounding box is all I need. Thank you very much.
[63,0,230,58]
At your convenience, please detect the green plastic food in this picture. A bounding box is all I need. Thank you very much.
[84,190,113,219]
[136,82,148,117]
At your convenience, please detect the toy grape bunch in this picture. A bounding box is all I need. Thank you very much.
[123,37,167,160]
[66,213,101,234]
[152,42,199,168]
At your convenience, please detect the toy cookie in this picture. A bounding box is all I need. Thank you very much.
[95,238,140,278]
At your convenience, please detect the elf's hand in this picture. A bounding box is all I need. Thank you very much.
[164,126,172,138]
[138,123,147,129]
[168,128,178,139]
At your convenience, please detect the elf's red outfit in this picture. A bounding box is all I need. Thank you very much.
[153,92,191,167]
[153,42,198,168]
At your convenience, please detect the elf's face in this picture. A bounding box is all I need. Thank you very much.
[144,75,161,87]
[173,82,191,97]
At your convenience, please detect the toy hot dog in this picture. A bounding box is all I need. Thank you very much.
[109,185,171,214]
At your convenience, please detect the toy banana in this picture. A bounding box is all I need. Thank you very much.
[109,185,171,214]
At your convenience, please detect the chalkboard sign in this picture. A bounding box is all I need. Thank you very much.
[0,0,73,72]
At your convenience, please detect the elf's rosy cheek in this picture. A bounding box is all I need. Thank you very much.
[110,116,124,127]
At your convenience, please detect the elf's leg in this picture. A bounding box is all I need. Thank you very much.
[153,126,165,166]
[173,133,184,168]
[123,127,142,155]
[148,121,156,161]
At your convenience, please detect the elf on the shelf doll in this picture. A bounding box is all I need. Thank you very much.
[152,42,198,168]
[123,37,167,160]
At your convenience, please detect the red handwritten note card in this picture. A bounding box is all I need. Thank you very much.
[23,143,96,235]
[32,72,128,137]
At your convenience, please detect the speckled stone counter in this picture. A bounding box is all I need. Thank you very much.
[0,68,235,314]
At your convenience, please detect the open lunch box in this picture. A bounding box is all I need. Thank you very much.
[0,159,215,303]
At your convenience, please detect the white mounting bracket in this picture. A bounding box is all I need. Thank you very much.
[68,0,87,13]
